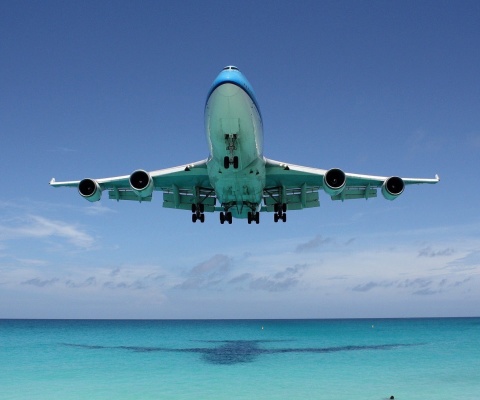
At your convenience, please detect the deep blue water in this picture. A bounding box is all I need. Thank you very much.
[1,318,479,399]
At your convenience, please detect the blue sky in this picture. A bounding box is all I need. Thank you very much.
[1,1,479,318]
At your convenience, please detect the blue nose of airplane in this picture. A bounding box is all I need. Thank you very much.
[206,66,261,116]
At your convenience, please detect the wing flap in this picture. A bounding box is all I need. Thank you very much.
[264,188,319,211]
[163,190,216,212]
[108,190,152,202]
[331,187,378,201]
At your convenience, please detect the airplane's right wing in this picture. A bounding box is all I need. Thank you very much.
[263,158,439,212]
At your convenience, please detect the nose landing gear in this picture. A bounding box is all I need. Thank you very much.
[224,134,239,169]
[223,156,239,169]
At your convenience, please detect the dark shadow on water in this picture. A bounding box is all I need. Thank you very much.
[62,340,422,365]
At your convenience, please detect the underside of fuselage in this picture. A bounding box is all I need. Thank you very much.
[205,71,266,221]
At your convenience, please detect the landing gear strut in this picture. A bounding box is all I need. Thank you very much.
[224,134,239,169]
[247,211,260,224]
[273,203,287,223]
[191,204,205,223]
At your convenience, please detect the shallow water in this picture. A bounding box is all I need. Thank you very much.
[1,318,479,399]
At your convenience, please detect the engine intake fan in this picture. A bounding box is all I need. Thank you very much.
[78,178,102,202]
[323,168,346,196]
[129,170,154,197]
[382,176,405,200]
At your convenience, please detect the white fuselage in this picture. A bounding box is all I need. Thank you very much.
[204,69,266,218]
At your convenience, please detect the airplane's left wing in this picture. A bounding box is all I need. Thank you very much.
[263,158,439,212]
[50,159,216,212]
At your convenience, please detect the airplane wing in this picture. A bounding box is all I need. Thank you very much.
[263,158,439,212]
[50,159,216,212]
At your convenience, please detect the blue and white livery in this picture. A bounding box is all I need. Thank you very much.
[51,66,439,224]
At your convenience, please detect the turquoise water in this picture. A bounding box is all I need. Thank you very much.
[1,319,479,399]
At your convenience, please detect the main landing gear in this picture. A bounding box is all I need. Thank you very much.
[273,203,287,223]
[191,204,205,223]
[219,204,259,225]
[219,211,233,224]
[247,211,260,224]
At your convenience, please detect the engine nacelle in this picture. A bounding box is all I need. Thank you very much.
[129,169,154,197]
[323,168,346,196]
[78,178,102,202]
[382,176,405,200]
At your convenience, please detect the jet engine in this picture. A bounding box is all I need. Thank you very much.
[323,168,346,196]
[382,176,405,200]
[129,170,154,197]
[78,178,102,202]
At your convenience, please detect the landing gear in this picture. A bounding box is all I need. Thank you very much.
[223,156,239,169]
[191,203,205,223]
[220,211,233,224]
[192,213,205,223]
[220,202,260,225]
[273,203,287,223]
[247,211,260,224]
[224,134,239,169]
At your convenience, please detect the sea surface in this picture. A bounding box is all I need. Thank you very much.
[1,318,479,399]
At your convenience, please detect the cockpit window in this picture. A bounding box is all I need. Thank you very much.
[223,66,239,70]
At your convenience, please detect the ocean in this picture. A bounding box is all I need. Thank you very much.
[1,318,479,399]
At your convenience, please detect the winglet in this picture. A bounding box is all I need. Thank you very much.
[50,178,56,185]
[435,174,440,181]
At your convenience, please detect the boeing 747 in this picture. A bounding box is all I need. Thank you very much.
[50,66,439,224]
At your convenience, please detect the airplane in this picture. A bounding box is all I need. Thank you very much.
[50,66,439,224]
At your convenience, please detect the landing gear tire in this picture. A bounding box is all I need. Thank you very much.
[233,156,239,169]
[192,213,205,223]
[224,156,230,169]
[274,203,287,223]
[248,212,260,224]
[220,211,233,224]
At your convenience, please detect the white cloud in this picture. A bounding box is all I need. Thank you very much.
[82,204,116,216]
[1,214,479,318]
[0,215,94,249]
